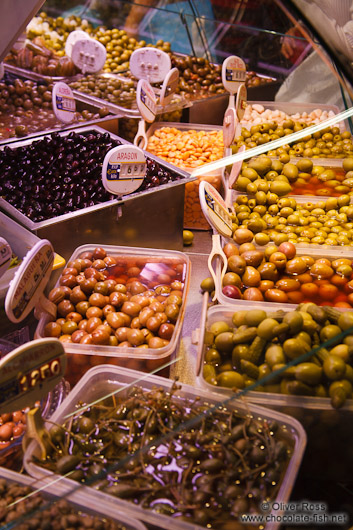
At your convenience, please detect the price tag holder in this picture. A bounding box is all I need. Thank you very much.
[102,145,146,196]
[236,83,247,121]
[199,181,233,238]
[65,29,90,57]
[136,79,157,123]
[71,38,107,74]
[160,67,179,106]
[0,237,12,280]
[130,47,171,83]
[222,55,247,94]
[229,144,246,189]
[5,240,55,323]
[0,62,4,81]
[52,82,76,124]
[222,107,237,148]
[0,338,66,414]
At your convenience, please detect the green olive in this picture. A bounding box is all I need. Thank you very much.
[217,371,245,389]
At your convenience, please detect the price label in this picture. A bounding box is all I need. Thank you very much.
[199,181,233,238]
[236,83,247,121]
[102,145,146,196]
[222,56,246,94]
[71,38,107,74]
[222,107,237,148]
[52,82,76,124]
[160,67,179,105]
[136,79,157,123]
[0,338,66,413]
[65,29,91,57]
[5,240,54,323]
[0,237,12,280]
[130,47,171,83]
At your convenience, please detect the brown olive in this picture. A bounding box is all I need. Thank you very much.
[92,259,106,270]
[127,266,141,277]
[86,317,103,333]
[165,303,180,322]
[89,293,107,308]
[86,306,103,319]
[44,321,61,338]
[48,287,66,304]
[127,328,145,346]
[84,267,102,280]
[158,323,175,340]
[80,334,93,344]
[61,321,78,335]
[149,301,165,313]
[104,279,117,293]
[62,267,78,277]
[78,319,88,331]
[121,301,141,317]
[166,294,182,306]
[108,290,128,308]
[66,312,83,323]
[116,312,131,326]
[71,329,88,343]
[148,336,165,348]
[146,316,161,332]
[106,312,126,329]
[70,286,87,304]
[57,300,75,317]
[115,327,130,342]
[114,283,127,294]
[94,281,109,295]
[76,301,90,316]
[104,256,117,266]
[91,326,111,345]
[92,247,106,260]
[80,278,97,294]
[103,304,115,316]
[128,281,147,295]
[80,251,93,260]
[138,306,155,326]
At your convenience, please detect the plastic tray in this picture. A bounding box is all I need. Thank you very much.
[240,100,345,131]
[215,244,353,309]
[196,302,353,481]
[146,122,223,229]
[24,364,306,530]
[0,467,147,530]
[35,244,190,386]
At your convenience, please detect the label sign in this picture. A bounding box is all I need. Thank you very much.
[222,107,237,148]
[160,67,179,105]
[199,181,233,238]
[136,79,157,122]
[130,47,171,83]
[65,29,90,57]
[0,338,66,414]
[0,237,12,280]
[52,82,76,124]
[229,144,246,189]
[5,240,54,323]
[236,83,247,121]
[222,56,246,94]
[102,145,146,196]
[71,38,107,74]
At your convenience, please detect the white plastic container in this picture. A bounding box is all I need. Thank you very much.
[215,244,353,309]
[35,244,190,387]
[146,122,224,229]
[24,364,307,530]
[0,467,147,530]
[196,302,353,481]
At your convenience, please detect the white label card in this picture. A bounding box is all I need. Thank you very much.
[102,145,146,196]
[65,30,91,57]
[223,107,237,148]
[130,47,171,83]
[160,67,179,105]
[199,181,233,238]
[52,82,76,124]
[136,79,157,122]
[71,38,107,74]
[222,56,247,94]
[0,338,66,413]
[5,240,54,323]
[0,237,12,280]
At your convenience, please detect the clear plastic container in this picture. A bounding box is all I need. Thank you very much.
[35,244,190,387]
[215,244,353,309]
[0,467,147,530]
[24,364,306,530]
[196,302,353,481]
[146,122,223,229]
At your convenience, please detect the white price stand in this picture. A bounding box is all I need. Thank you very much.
[160,67,179,106]
[0,237,12,280]
[102,145,146,196]
[71,37,106,74]
[134,79,157,149]
[52,82,76,124]
[199,181,231,302]
[130,47,171,84]
[5,239,56,323]
[0,338,66,414]
[65,29,90,57]
[222,55,247,96]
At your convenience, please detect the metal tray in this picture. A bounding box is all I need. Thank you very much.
[0,125,193,258]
